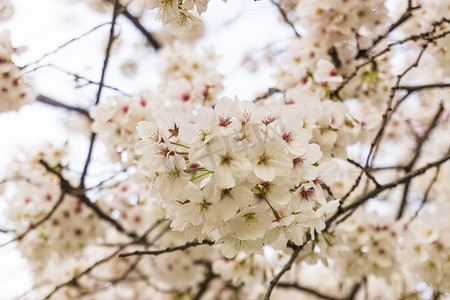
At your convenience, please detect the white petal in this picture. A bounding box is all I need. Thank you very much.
[215,167,236,189]
[179,123,199,144]
[254,165,276,182]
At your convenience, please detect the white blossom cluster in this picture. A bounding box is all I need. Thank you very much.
[90,92,156,166]
[90,43,223,166]
[276,0,389,80]
[330,210,399,281]
[158,42,223,107]
[2,143,105,282]
[136,96,340,257]
[148,0,223,33]
[285,87,377,160]
[275,0,395,112]
[96,173,164,235]
[401,202,450,292]
[1,0,450,299]
[294,0,390,56]
[0,30,35,112]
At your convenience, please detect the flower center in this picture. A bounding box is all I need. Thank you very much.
[282,131,295,144]
[220,152,233,166]
[258,152,273,166]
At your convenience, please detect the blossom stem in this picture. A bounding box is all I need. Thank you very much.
[186,168,210,173]
[255,185,281,221]
[170,142,191,149]
[190,171,214,181]
[175,152,189,155]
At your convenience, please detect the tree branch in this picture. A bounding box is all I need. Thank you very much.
[329,152,450,224]
[105,0,161,50]
[356,4,421,58]
[396,102,444,219]
[395,83,450,92]
[36,94,91,118]
[270,0,300,37]
[278,279,363,300]
[119,240,214,258]
[39,159,137,239]
[121,9,161,50]
[193,262,217,300]
[42,220,166,299]
[79,0,120,189]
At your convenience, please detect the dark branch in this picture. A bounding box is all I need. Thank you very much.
[121,9,161,50]
[277,283,342,300]
[332,17,450,99]
[263,242,306,300]
[395,83,450,92]
[409,166,440,223]
[36,94,91,118]
[396,102,444,219]
[347,158,381,187]
[328,152,450,225]
[357,4,421,58]
[79,0,120,189]
[105,0,161,50]
[39,159,137,239]
[119,240,215,258]
[43,246,124,300]
[194,262,217,300]
[254,87,282,102]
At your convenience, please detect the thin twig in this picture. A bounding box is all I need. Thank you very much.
[39,159,137,239]
[270,0,300,37]
[0,192,65,247]
[396,103,444,219]
[278,279,363,300]
[22,22,111,68]
[79,0,120,189]
[24,64,129,95]
[395,83,450,92]
[409,166,440,223]
[328,152,450,225]
[356,4,421,58]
